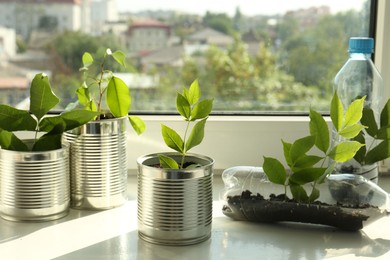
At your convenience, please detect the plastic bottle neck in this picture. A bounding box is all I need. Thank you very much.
[349,52,372,60]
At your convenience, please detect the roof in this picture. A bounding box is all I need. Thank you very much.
[114,73,158,89]
[0,77,29,89]
[126,19,171,36]
[0,0,81,4]
[186,28,233,46]
[141,45,184,66]
[130,19,169,28]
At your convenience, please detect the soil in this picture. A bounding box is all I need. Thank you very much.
[223,190,386,231]
[151,162,199,169]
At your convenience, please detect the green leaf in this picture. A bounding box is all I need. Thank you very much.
[0,104,37,131]
[159,154,179,169]
[263,156,287,185]
[282,140,292,167]
[185,163,202,169]
[293,155,323,169]
[182,88,190,101]
[39,116,65,133]
[289,135,316,164]
[290,184,309,203]
[129,116,146,135]
[318,162,335,184]
[161,124,184,153]
[39,110,99,133]
[30,73,60,121]
[82,52,93,68]
[191,99,213,120]
[76,86,92,107]
[185,118,207,152]
[61,109,100,130]
[187,79,200,105]
[309,109,329,153]
[289,168,327,185]
[111,50,127,67]
[87,101,97,111]
[176,93,191,120]
[0,130,29,151]
[377,126,390,140]
[309,187,320,203]
[353,132,366,164]
[365,140,390,164]
[328,141,364,162]
[380,99,390,128]
[361,107,378,137]
[344,96,365,128]
[32,133,63,151]
[106,76,131,117]
[330,92,344,132]
[338,124,366,139]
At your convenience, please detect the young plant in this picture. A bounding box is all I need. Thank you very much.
[263,93,365,203]
[352,99,390,165]
[159,80,213,169]
[0,73,98,151]
[76,48,145,135]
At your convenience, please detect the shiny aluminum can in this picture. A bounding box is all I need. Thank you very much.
[0,143,70,221]
[137,153,214,245]
[64,117,127,210]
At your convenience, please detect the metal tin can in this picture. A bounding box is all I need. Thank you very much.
[137,153,214,246]
[0,143,70,221]
[64,117,127,210]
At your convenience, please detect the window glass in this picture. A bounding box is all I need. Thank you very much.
[0,0,373,113]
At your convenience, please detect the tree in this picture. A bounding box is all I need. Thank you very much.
[48,31,127,73]
[38,16,58,31]
[203,12,235,35]
[277,9,366,104]
[233,7,243,32]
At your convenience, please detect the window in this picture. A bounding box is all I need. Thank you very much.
[0,0,375,112]
[0,0,388,171]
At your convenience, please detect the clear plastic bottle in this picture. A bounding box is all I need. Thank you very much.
[333,37,384,182]
[334,37,383,117]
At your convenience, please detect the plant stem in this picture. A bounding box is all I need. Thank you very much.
[284,185,287,201]
[309,158,326,202]
[180,120,191,168]
[34,129,38,146]
[97,54,107,119]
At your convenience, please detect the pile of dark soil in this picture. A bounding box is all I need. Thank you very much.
[223,190,385,231]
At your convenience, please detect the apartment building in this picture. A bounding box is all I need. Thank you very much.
[0,0,86,39]
[125,19,171,55]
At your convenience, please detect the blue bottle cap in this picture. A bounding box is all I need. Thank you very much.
[348,37,374,53]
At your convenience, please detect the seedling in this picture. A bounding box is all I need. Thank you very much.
[159,80,213,169]
[76,48,145,135]
[263,93,365,203]
[352,99,390,165]
[0,73,98,151]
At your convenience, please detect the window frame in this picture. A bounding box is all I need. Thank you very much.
[126,0,390,173]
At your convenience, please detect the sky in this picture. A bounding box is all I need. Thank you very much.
[116,0,366,16]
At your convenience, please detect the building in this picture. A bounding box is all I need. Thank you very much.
[0,26,16,62]
[0,0,93,39]
[140,45,184,70]
[125,19,171,55]
[185,27,234,49]
[285,6,330,30]
[90,0,118,35]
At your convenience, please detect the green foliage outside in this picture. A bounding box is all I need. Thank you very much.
[46,5,369,113]
[263,93,365,203]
